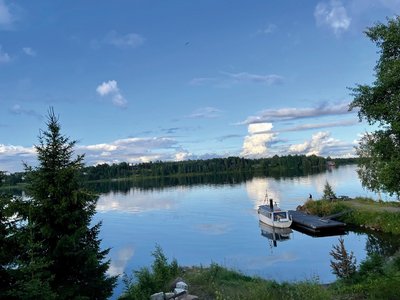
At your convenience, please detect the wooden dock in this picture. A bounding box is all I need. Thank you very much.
[289,210,346,234]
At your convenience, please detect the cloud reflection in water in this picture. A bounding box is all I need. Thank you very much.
[107,246,135,277]
[96,187,188,213]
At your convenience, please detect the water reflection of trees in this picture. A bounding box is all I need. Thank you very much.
[85,168,326,194]
[85,173,253,194]
[352,228,400,257]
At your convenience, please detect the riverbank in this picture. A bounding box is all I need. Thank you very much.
[301,197,400,234]
[118,198,400,299]
[120,250,400,300]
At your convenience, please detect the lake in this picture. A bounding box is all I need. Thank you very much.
[91,164,399,298]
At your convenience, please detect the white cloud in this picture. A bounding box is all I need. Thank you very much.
[258,24,277,35]
[241,122,275,158]
[241,102,351,125]
[190,71,283,87]
[187,107,222,119]
[277,119,358,133]
[96,80,118,96]
[0,144,36,172]
[315,0,351,35]
[104,31,144,49]
[289,131,333,155]
[0,0,12,28]
[1,135,188,172]
[226,72,284,85]
[288,131,355,157]
[0,45,10,63]
[9,104,42,119]
[175,151,190,161]
[248,123,273,135]
[96,80,127,108]
[22,47,36,57]
[78,136,181,166]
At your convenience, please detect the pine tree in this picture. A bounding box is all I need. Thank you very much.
[18,108,116,299]
[330,237,356,279]
[322,181,336,200]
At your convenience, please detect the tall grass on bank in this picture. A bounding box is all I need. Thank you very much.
[303,197,400,234]
[119,245,400,300]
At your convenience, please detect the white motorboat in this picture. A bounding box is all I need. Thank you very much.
[257,192,292,229]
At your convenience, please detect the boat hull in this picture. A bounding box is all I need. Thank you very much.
[258,210,292,229]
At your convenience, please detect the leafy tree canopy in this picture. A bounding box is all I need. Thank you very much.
[350,16,400,197]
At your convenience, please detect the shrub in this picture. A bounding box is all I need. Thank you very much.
[120,245,180,300]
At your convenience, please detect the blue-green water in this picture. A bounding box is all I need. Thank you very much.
[92,165,398,297]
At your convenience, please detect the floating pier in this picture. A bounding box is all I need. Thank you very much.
[289,210,346,235]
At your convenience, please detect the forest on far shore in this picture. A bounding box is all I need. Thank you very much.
[2,155,358,186]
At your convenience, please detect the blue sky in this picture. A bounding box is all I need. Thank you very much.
[0,0,398,172]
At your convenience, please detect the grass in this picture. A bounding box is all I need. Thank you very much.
[303,197,400,234]
[120,248,400,300]
[182,264,330,300]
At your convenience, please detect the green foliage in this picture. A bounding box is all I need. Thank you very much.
[82,155,334,181]
[13,109,117,299]
[333,251,400,300]
[303,198,347,217]
[120,245,180,300]
[350,16,400,198]
[322,181,336,200]
[183,264,330,300]
[0,194,25,299]
[303,197,400,234]
[330,237,357,279]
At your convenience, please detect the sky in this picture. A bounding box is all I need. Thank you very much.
[0,0,399,173]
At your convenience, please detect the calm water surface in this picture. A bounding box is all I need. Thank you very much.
[92,165,398,297]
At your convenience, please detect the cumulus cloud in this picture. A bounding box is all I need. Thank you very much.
[241,102,351,125]
[241,123,276,158]
[175,151,190,161]
[0,144,36,172]
[0,45,10,63]
[22,47,36,57]
[288,131,355,157]
[103,31,144,49]
[78,136,182,166]
[315,0,351,35]
[96,80,127,108]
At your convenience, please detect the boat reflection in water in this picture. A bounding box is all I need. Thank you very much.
[259,221,292,248]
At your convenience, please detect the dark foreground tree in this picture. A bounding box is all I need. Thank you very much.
[15,109,116,299]
[350,17,400,198]
[0,192,24,298]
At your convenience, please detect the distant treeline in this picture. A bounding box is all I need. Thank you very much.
[1,155,358,187]
[82,155,357,181]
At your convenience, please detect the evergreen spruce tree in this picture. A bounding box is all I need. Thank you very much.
[330,237,356,279]
[0,192,21,298]
[322,181,336,200]
[19,108,116,299]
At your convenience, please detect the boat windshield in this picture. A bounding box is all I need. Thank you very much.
[273,211,288,221]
